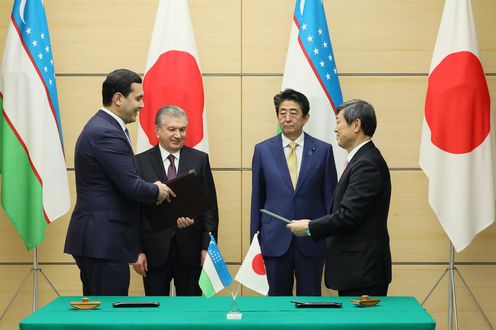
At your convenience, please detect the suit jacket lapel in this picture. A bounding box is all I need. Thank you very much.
[177,147,192,175]
[331,141,375,212]
[270,135,294,192]
[97,110,133,150]
[150,145,167,182]
[295,133,315,192]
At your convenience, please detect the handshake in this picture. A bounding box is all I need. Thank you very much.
[153,181,176,205]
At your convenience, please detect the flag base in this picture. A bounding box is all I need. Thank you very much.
[226,311,242,320]
[422,243,493,330]
[227,287,242,320]
[0,246,60,322]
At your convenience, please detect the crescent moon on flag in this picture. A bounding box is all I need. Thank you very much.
[19,0,27,23]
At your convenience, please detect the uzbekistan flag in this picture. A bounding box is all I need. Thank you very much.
[282,0,347,176]
[0,0,70,250]
[199,234,233,298]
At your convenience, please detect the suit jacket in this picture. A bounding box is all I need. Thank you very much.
[309,141,392,290]
[136,145,219,268]
[251,133,337,258]
[64,110,158,263]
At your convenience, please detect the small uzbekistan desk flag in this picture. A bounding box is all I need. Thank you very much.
[199,234,233,298]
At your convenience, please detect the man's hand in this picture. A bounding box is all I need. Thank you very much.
[177,217,194,229]
[154,181,176,205]
[132,253,148,277]
[201,249,207,266]
[287,219,311,237]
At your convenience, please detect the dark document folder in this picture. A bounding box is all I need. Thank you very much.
[143,170,213,232]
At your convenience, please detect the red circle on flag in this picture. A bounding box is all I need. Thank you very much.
[252,253,266,275]
[425,51,490,154]
[141,50,204,147]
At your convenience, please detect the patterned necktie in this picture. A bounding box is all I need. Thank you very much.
[167,154,177,180]
[287,142,298,188]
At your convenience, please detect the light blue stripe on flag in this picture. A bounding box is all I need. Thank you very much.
[207,234,233,287]
[294,0,342,108]
[11,0,63,146]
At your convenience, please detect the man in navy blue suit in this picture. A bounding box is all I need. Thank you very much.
[64,69,174,296]
[251,89,337,296]
[288,99,392,297]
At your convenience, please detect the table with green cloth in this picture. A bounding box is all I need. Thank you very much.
[20,296,435,330]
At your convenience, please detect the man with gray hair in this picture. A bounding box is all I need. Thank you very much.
[133,105,219,296]
[288,99,392,297]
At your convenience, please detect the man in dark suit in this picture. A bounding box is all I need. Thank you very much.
[132,105,218,296]
[251,89,337,296]
[64,69,173,296]
[288,99,392,296]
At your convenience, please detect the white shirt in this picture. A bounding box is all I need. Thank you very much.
[159,144,181,176]
[101,107,127,132]
[282,133,304,178]
[347,139,372,163]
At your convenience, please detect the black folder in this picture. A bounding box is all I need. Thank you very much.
[143,170,214,232]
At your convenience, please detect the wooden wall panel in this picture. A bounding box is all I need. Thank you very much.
[0,188,32,262]
[2,171,493,262]
[0,0,241,74]
[204,77,242,168]
[0,170,244,263]
[0,1,13,53]
[241,0,293,73]
[242,0,496,74]
[340,77,426,169]
[46,0,156,74]
[0,265,80,330]
[57,77,102,169]
[241,76,282,168]
[214,171,242,263]
[190,0,241,73]
[1,1,495,74]
[1,0,496,329]
[37,173,75,263]
[241,171,251,256]
[0,171,74,263]
[241,76,496,170]
[241,76,426,169]
[58,76,242,169]
[391,265,496,329]
[390,171,496,262]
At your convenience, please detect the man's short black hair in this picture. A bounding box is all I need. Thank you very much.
[273,88,310,116]
[102,69,142,106]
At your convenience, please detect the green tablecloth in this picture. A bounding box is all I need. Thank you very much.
[20,296,435,330]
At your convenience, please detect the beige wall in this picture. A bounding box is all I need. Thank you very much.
[1,0,496,329]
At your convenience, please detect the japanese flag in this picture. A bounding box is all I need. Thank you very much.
[235,233,269,295]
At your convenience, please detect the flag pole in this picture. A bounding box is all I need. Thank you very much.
[0,245,61,322]
[422,243,493,330]
[33,246,39,311]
